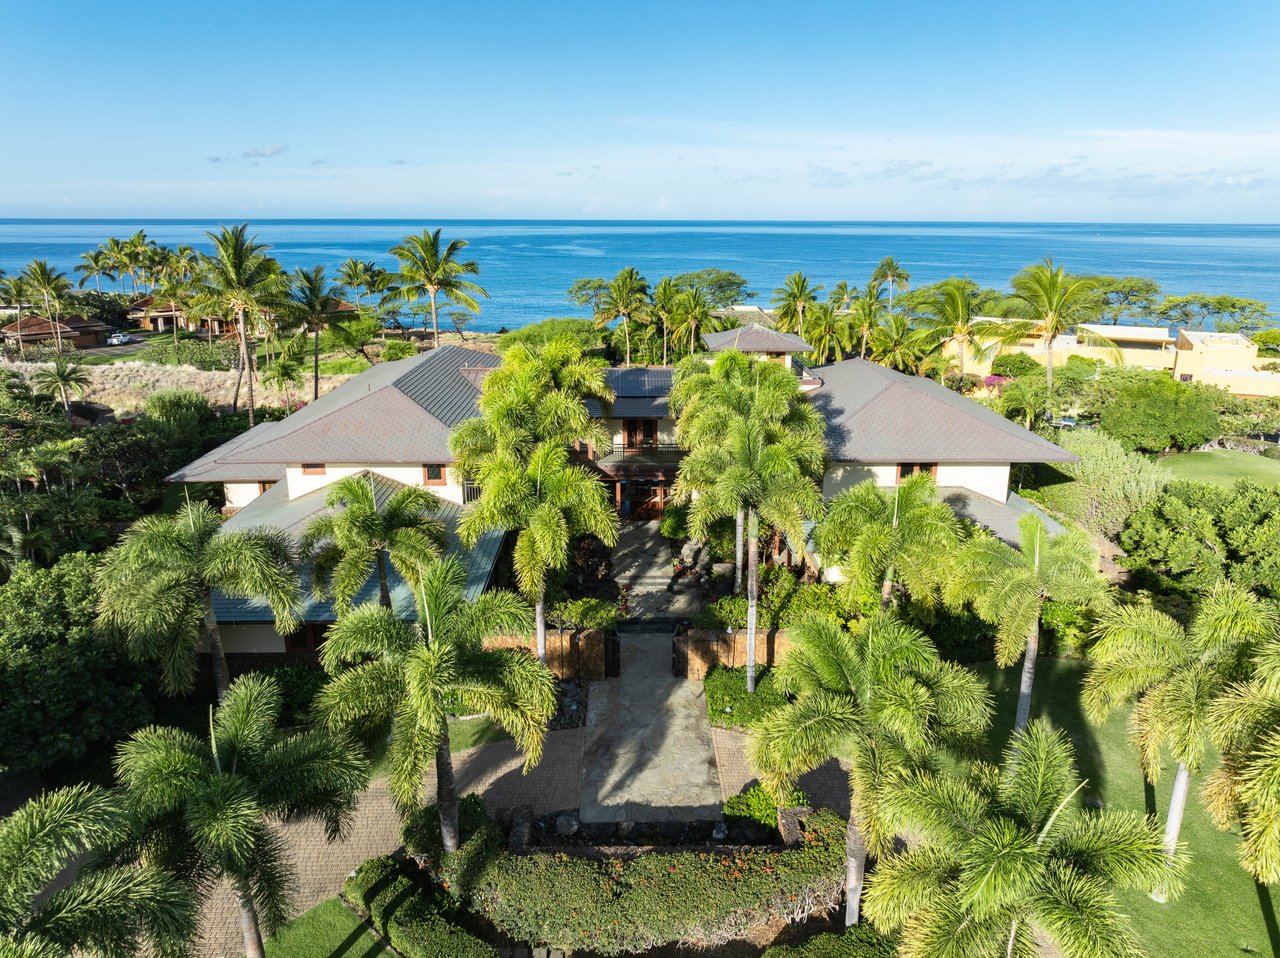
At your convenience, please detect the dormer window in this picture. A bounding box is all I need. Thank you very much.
[301,464,326,475]
[423,464,447,486]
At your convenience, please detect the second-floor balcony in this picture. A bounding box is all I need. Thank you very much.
[571,442,685,469]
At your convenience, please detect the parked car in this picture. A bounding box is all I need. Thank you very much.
[106,332,131,346]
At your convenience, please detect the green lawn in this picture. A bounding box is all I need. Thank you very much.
[1161,449,1280,487]
[365,715,509,779]
[976,658,1280,958]
[265,898,389,958]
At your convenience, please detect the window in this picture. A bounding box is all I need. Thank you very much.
[257,480,277,494]
[301,464,325,475]
[285,623,328,653]
[1179,373,1193,382]
[897,463,938,481]
[423,464,447,486]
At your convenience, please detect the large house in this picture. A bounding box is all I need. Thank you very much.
[2,313,113,348]
[170,342,1074,658]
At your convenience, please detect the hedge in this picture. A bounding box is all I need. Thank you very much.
[704,665,789,730]
[342,856,496,958]
[403,798,847,955]
[723,783,810,829]
[761,925,900,958]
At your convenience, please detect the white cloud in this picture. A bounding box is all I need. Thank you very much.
[243,144,288,158]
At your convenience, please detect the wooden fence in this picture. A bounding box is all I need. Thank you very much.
[673,629,793,680]
[483,629,613,682]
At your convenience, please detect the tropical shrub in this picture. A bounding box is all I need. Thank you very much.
[262,663,326,726]
[144,388,215,439]
[381,339,418,361]
[704,665,788,730]
[1039,599,1093,657]
[549,596,618,633]
[990,353,1042,378]
[137,338,238,370]
[1099,377,1221,451]
[722,783,810,829]
[498,317,601,352]
[1030,429,1170,536]
[761,926,899,958]
[343,856,497,958]
[403,798,846,956]
[943,371,983,394]
[659,500,689,540]
[696,594,749,630]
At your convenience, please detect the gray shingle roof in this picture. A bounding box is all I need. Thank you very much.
[214,471,503,622]
[808,358,1076,464]
[703,323,813,354]
[586,367,674,418]
[168,346,499,480]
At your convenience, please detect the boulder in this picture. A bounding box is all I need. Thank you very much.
[554,810,580,837]
[711,821,729,842]
[680,540,701,564]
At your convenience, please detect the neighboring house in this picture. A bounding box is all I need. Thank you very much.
[2,313,112,348]
[702,323,813,370]
[1173,329,1280,397]
[127,294,357,338]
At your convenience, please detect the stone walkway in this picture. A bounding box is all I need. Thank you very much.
[611,520,674,590]
[712,728,851,816]
[580,631,722,822]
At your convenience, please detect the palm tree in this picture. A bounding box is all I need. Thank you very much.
[284,265,351,400]
[114,673,369,958]
[261,355,304,406]
[947,513,1105,732]
[872,256,910,311]
[460,442,618,663]
[96,500,300,700]
[868,313,931,372]
[317,556,555,850]
[0,784,194,958]
[827,279,855,311]
[383,229,487,350]
[600,267,649,366]
[31,355,91,423]
[22,260,72,351]
[800,301,852,365]
[0,275,29,357]
[299,472,445,613]
[672,287,713,357]
[850,284,885,359]
[771,272,823,334]
[449,335,613,477]
[75,249,117,294]
[190,224,287,427]
[102,237,133,295]
[996,259,1102,405]
[651,276,679,365]
[677,413,824,692]
[750,612,991,926]
[864,720,1179,957]
[815,473,961,612]
[337,257,377,308]
[1084,582,1279,901]
[919,277,999,379]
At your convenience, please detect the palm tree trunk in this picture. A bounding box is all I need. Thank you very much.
[859,328,868,359]
[734,506,745,595]
[662,323,668,366]
[623,317,631,366]
[377,551,392,608]
[1044,335,1055,419]
[844,809,868,926]
[236,882,267,958]
[745,509,760,694]
[436,720,461,853]
[1014,619,1041,732]
[313,328,321,401]
[879,565,895,611]
[535,591,547,664]
[231,359,244,413]
[429,289,440,350]
[1152,762,1190,904]
[236,308,256,428]
[202,592,232,701]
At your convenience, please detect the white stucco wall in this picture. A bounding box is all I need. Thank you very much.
[934,463,1011,502]
[603,417,677,449]
[224,482,265,509]
[284,463,464,504]
[822,462,898,498]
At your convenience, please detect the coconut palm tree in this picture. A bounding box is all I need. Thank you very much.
[947,513,1106,732]
[299,472,445,613]
[460,442,618,663]
[800,301,853,365]
[872,256,910,311]
[31,355,91,423]
[864,720,1179,957]
[449,335,613,477]
[0,275,29,357]
[918,277,1001,379]
[750,612,991,926]
[383,229,487,350]
[771,272,823,334]
[850,283,886,359]
[261,355,304,406]
[21,260,72,351]
[337,258,377,308]
[317,555,555,850]
[995,259,1102,406]
[677,412,825,692]
[190,224,287,427]
[96,500,300,700]
[283,265,351,400]
[0,784,194,958]
[1084,582,1279,901]
[600,267,649,366]
[75,249,117,294]
[815,473,961,612]
[827,279,855,311]
[868,313,931,372]
[671,286,713,357]
[114,673,369,958]
[651,276,679,365]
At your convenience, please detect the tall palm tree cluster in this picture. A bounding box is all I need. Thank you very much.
[584,267,731,366]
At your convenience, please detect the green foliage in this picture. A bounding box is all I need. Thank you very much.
[762,926,900,958]
[659,500,689,540]
[722,783,810,829]
[1119,479,1280,597]
[697,594,748,630]
[1100,376,1222,452]
[1030,429,1170,536]
[317,356,371,375]
[137,338,239,370]
[264,898,390,958]
[695,568,855,631]
[143,389,214,437]
[404,797,846,956]
[343,856,496,958]
[990,352,1043,378]
[672,268,753,309]
[261,664,325,726]
[704,665,788,729]
[497,317,601,352]
[380,339,418,362]
[549,596,618,632]
[1039,599,1093,657]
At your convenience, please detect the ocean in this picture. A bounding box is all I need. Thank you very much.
[1,219,1277,333]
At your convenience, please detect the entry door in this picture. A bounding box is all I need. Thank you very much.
[624,419,657,449]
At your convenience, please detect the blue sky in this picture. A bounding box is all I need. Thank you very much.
[2,0,1278,221]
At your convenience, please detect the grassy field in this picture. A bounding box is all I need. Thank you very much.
[1162,449,1280,486]
[265,898,388,958]
[977,659,1279,958]
[365,715,509,779]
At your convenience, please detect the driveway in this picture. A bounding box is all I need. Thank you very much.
[76,331,162,359]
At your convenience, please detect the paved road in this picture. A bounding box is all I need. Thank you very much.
[76,332,162,359]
